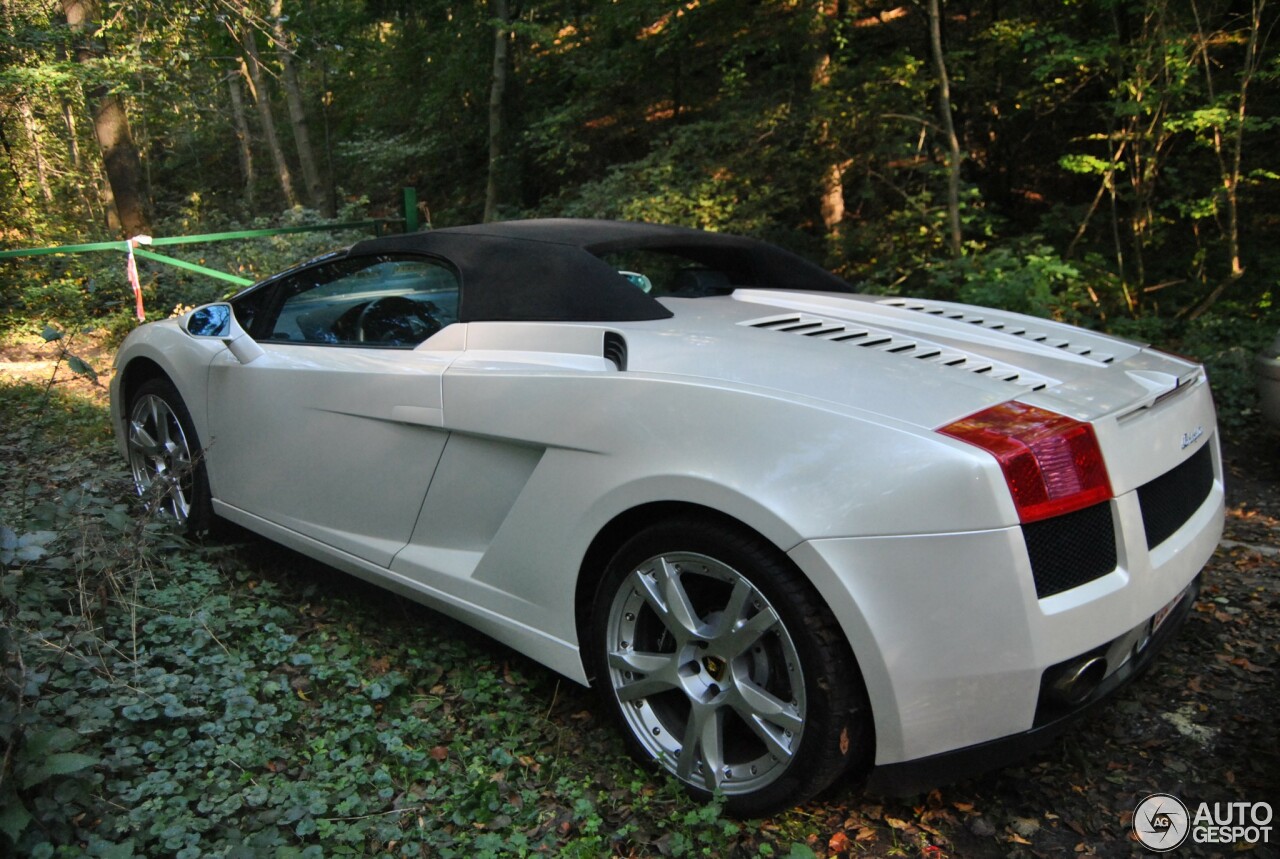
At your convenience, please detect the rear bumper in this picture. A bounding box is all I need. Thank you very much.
[790,436,1223,770]
[865,574,1200,795]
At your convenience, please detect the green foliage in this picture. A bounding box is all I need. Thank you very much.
[1177,302,1279,434]
[0,380,786,857]
[4,0,1278,332]
[922,239,1100,324]
[557,115,801,236]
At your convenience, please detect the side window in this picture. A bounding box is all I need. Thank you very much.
[258,256,459,348]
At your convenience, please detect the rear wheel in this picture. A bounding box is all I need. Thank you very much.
[588,518,869,816]
[126,378,214,533]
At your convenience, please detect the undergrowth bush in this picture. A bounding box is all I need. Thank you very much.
[1176,302,1278,435]
[914,246,1276,437]
[921,238,1105,325]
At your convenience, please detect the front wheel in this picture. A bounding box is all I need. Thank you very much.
[587,518,870,816]
[126,378,214,533]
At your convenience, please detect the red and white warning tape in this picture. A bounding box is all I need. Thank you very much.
[126,235,152,321]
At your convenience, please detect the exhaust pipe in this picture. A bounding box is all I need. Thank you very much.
[1048,655,1107,706]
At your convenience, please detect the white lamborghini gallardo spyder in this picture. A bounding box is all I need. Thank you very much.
[111,220,1224,815]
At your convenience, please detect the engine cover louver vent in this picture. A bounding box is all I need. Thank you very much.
[603,331,627,371]
[744,314,1050,391]
[877,299,1116,364]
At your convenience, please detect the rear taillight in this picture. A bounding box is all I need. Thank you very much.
[939,402,1113,523]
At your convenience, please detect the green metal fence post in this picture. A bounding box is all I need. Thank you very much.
[402,187,418,233]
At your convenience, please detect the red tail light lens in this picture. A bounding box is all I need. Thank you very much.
[939,402,1113,523]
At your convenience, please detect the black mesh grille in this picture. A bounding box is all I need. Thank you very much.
[1022,502,1118,599]
[1138,442,1214,549]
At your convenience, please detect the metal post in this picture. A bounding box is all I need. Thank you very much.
[402,187,418,233]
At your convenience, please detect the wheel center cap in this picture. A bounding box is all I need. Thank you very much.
[703,655,725,681]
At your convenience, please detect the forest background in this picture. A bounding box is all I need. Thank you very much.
[1,0,1277,429]
[2,2,1279,856]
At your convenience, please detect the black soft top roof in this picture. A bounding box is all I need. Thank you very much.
[347,219,852,324]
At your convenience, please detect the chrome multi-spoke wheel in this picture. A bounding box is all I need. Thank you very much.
[126,379,212,530]
[591,520,868,815]
[607,552,805,795]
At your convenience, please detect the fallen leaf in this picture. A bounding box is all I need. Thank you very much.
[430,746,448,761]
[828,831,849,854]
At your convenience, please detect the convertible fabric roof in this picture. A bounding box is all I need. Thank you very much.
[348,219,853,324]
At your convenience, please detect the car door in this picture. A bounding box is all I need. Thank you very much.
[204,254,461,567]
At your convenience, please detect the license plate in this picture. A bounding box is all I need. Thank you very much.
[1151,593,1181,634]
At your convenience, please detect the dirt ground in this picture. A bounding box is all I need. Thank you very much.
[3,333,1277,857]
[0,330,116,397]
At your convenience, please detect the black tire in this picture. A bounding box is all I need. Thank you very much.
[586,517,871,817]
[125,377,215,534]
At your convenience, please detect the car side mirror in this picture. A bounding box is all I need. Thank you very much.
[182,303,264,365]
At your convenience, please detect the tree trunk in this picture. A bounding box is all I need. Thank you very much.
[927,0,963,258]
[1187,0,1266,320]
[819,161,846,232]
[1223,0,1264,281]
[483,0,510,223]
[54,42,82,172]
[812,1,846,237]
[61,100,80,171]
[18,99,53,202]
[240,27,298,209]
[227,69,256,211]
[52,41,101,224]
[61,0,150,238]
[98,165,120,233]
[0,119,30,204]
[269,0,328,214]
